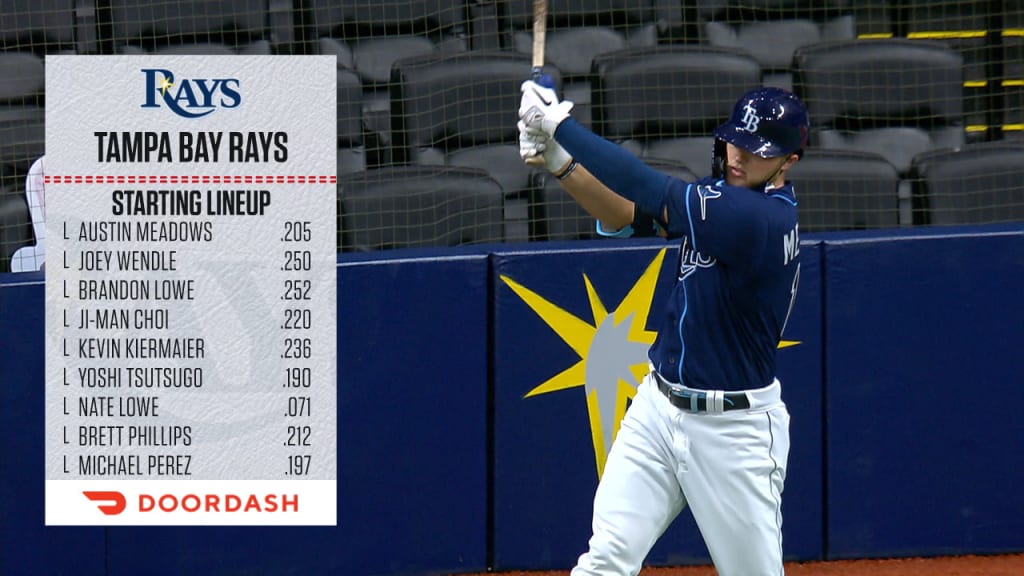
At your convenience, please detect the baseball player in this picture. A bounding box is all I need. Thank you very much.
[518,81,809,576]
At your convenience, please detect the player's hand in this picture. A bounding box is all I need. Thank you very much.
[519,79,573,138]
[519,120,572,173]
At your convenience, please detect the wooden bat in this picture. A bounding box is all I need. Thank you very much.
[525,0,550,168]
[531,0,547,80]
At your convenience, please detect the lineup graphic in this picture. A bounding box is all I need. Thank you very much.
[43,56,338,526]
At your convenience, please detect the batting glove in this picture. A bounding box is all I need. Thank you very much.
[518,120,572,174]
[519,79,574,138]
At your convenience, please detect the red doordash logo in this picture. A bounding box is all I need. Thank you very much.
[139,493,298,513]
[83,490,298,514]
[83,491,127,515]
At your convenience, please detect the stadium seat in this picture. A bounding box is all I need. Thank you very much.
[445,146,536,243]
[592,45,761,176]
[850,0,894,37]
[1004,0,1024,139]
[0,51,44,201]
[0,185,34,273]
[336,69,366,175]
[0,0,79,55]
[900,0,990,82]
[897,0,994,138]
[529,170,600,241]
[530,158,698,242]
[0,105,44,188]
[786,148,901,232]
[109,0,270,53]
[338,165,505,251]
[308,1,468,167]
[390,50,561,242]
[910,142,1024,226]
[504,0,662,127]
[702,1,855,90]
[793,38,965,176]
[0,51,44,105]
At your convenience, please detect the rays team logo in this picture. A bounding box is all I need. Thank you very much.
[501,250,666,477]
[741,100,761,132]
[502,249,801,479]
[140,68,241,118]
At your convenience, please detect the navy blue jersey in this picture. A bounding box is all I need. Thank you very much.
[650,176,800,391]
[554,119,801,392]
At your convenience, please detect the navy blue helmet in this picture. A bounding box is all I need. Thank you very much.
[712,87,809,177]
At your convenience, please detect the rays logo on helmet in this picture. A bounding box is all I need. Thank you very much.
[740,101,760,132]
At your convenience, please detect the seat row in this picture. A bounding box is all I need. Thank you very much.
[336,140,1024,252]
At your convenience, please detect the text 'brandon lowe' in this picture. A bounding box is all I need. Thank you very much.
[95,131,288,163]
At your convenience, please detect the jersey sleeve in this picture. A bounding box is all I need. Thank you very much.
[662,179,770,272]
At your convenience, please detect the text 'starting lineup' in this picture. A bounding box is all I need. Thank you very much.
[44,56,337,526]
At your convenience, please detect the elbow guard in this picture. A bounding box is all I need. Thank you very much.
[631,204,663,237]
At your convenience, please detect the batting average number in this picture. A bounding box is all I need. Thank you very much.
[278,221,316,478]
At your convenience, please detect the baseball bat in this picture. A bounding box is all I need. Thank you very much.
[524,0,550,167]
[531,0,547,81]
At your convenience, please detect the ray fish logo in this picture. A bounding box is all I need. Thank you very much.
[503,248,802,479]
[141,68,241,118]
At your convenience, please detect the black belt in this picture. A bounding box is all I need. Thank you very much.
[652,371,750,412]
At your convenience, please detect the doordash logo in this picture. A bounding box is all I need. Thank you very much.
[83,491,127,515]
[83,490,298,514]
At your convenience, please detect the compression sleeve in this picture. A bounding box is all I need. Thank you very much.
[554,118,671,221]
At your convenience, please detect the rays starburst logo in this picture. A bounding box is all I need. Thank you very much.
[500,249,667,478]
[502,248,800,479]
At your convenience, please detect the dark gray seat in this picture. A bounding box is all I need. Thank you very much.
[793,38,965,176]
[110,0,270,53]
[338,165,505,251]
[1004,0,1024,137]
[910,142,1024,226]
[0,105,44,185]
[786,148,901,232]
[336,69,366,176]
[391,51,560,242]
[309,1,469,167]
[0,186,34,273]
[505,0,661,128]
[592,45,761,175]
[900,0,994,135]
[703,1,855,91]
[0,0,79,54]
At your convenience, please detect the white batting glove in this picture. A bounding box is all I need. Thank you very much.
[518,120,572,174]
[519,80,574,138]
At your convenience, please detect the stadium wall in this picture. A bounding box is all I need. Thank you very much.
[1,225,1021,575]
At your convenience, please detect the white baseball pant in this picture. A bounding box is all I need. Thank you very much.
[572,372,790,576]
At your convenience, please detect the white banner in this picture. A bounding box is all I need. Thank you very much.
[44,56,337,526]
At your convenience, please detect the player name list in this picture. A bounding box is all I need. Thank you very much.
[45,182,336,524]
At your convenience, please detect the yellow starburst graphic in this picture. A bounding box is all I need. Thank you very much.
[500,249,666,477]
[502,248,801,479]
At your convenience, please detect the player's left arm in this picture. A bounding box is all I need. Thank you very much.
[555,163,637,231]
[553,119,673,233]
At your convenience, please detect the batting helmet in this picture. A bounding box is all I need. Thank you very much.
[712,87,809,178]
